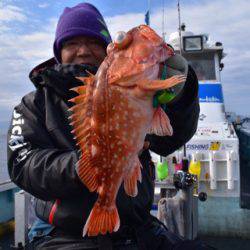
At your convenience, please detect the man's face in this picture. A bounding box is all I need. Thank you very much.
[61,35,107,67]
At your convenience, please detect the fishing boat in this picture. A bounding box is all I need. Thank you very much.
[152,23,250,239]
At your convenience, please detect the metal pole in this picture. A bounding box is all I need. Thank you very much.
[177,0,187,156]
[162,0,166,41]
[177,0,182,55]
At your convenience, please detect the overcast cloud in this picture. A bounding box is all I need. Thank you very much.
[0,0,250,122]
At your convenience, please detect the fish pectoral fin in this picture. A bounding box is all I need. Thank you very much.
[76,153,100,192]
[83,202,120,237]
[149,107,173,136]
[124,158,142,197]
[137,75,186,91]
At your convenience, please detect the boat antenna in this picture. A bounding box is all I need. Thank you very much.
[177,0,182,55]
[177,0,187,158]
[162,0,166,41]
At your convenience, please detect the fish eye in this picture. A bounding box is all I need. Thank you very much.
[115,31,127,44]
[114,31,132,49]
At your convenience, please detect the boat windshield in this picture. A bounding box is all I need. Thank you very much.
[185,52,216,81]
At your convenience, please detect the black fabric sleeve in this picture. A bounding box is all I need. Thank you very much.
[145,66,200,156]
[7,92,85,201]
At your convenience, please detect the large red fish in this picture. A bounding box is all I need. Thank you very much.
[69,25,185,237]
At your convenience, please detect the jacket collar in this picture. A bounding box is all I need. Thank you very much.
[29,57,97,99]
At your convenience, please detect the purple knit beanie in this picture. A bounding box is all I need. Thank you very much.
[53,2,112,63]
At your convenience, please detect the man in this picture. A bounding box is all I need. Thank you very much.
[7,2,210,250]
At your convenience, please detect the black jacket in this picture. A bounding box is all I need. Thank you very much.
[7,58,199,235]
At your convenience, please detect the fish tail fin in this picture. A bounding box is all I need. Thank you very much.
[83,202,120,237]
[149,106,173,136]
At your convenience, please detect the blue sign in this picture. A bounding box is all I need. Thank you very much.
[199,83,224,103]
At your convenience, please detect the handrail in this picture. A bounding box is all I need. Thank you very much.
[0,179,12,186]
[0,180,16,192]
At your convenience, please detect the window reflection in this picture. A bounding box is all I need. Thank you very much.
[185,53,216,81]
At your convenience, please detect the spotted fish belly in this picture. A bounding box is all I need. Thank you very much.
[84,78,149,236]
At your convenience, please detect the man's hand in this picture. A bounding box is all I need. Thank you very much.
[158,54,188,105]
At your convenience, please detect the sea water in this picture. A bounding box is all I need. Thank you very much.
[0,127,9,183]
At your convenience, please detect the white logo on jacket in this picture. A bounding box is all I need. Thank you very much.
[9,109,31,162]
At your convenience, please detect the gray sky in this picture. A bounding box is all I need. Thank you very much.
[0,0,250,122]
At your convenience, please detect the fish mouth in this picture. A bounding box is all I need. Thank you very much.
[118,84,137,89]
[111,77,137,89]
[109,64,159,88]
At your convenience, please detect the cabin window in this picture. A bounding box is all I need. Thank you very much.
[184,53,216,81]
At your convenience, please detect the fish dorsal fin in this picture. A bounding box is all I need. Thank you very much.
[70,85,86,95]
[69,76,100,192]
[76,76,95,85]
[149,107,173,136]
